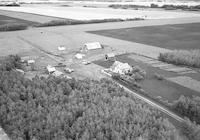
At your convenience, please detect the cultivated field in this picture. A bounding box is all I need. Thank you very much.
[0,15,38,25]
[0,4,200,20]
[89,22,200,50]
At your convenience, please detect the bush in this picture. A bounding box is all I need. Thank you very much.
[0,57,177,140]
[171,95,200,125]
[151,3,159,8]
[0,55,23,71]
[154,73,164,80]
[180,119,200,140]
[108,4,149,9]
[127,65,146,81]
[0,23,28,31]
[158,50,200,68]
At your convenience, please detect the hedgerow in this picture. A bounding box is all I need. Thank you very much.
[158,50,200,68]
[0,23,28,31]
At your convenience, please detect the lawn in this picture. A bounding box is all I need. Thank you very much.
[0,14,38,25]
[93,54,200,102]
[89,23,200,50]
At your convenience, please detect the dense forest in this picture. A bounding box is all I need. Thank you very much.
[0,55,199,140]
[0,55,178,140]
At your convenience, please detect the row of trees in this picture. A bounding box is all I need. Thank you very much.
[0,55,178,140]
[171,95,200,125]
[171,95,200,140]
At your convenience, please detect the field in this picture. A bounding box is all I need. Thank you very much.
[0,2,200,139]
[89,22,200,50]
[0,4,200,20]
[0,14,38,25]
[93,54,200,102]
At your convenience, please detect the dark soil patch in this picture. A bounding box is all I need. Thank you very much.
[89,23,200,50]
[0,14,38,25]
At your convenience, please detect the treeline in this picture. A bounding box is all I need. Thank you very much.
[109,4,149,9]
[0,55,177,140]
[171,95,200,139]
[151,4,200,11]
[108,4,200,11]
[171,95,200,125]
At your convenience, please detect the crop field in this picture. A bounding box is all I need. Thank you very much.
[0,4,200,20]
[89,23,200,50]
[93,54,200,102]
[0,14,38,25]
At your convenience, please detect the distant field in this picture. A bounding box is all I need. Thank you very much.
[0,5,200,20]
[0,14,38,25]
[89,23,200,50]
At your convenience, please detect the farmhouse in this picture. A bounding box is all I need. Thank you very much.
[110,61,132,75]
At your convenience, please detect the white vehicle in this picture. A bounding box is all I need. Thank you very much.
[64,68,74,73]
[82,60,91,65]
[58,46,66,51]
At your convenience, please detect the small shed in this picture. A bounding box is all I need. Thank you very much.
[105,53,115,61]
[84,42,102,51]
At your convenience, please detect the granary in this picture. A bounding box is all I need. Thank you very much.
[105,53,115,61]
[83,42,102,51]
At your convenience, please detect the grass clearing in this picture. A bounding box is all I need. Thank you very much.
[159,49,200,68]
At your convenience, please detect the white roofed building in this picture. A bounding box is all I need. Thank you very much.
[110,61,132,75]
[84,42,102,51]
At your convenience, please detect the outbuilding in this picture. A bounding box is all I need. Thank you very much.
[83,42,102,51]
[105,53,115,61]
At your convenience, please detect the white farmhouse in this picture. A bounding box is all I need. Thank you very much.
[110,61,132,75]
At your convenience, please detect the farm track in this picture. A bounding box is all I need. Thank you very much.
[18,36,64,63]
